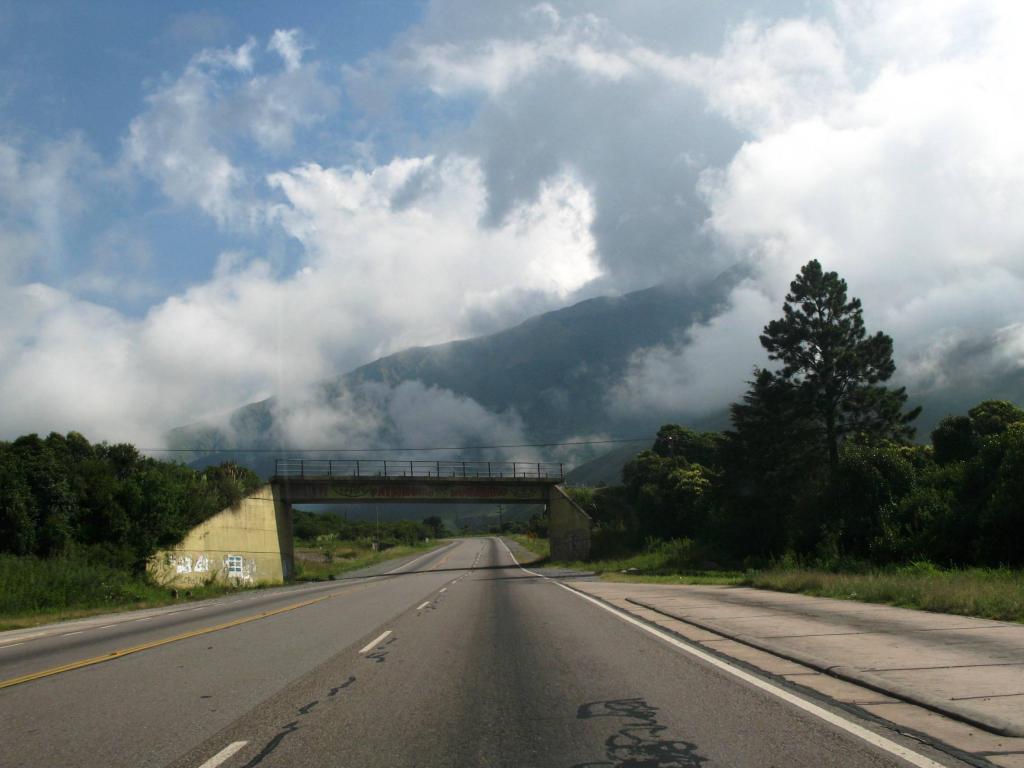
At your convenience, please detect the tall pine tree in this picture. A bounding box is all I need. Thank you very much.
[758,260,920,468]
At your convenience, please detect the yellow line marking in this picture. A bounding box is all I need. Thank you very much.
[0,588,355,691]
[430,550,456,571]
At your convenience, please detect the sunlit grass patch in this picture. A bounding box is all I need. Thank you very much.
[744,565,1024,622]
[292,538,445,581]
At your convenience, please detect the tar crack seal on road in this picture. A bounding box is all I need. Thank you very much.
[328,675,356,697]
[365,636,397,664]
[238,675,359,766]
[571,698,706,768]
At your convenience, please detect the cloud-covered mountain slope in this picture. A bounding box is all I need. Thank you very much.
[167,271,741,471]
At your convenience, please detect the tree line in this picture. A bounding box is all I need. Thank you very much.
[0,432,262,571]
[579,260,1024,567]
[292,509,449,546]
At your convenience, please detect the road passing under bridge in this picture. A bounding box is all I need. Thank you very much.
[273,458,591,560]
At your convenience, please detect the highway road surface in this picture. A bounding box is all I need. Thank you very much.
[0,538,971,767]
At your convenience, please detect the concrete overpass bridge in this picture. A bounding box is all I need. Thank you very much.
[149,458,591,587]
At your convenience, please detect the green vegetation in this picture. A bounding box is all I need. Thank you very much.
[573,261,1024,571]
[554,261,1024,622]
[292,508,450,547]
[743,565,1024,623]
[293,539,444,581]
[0,431,262,569]
[0,431,262,628]
[504,534,549,559]
[554,539,744,585]
[291,509,452,581]
[0,553,257,631]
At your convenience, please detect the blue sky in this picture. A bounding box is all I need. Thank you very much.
[1,1,427,310]
[1,1,1022,447]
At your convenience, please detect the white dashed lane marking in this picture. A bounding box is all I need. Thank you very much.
[359,630,393,654]
[197,740,248,768]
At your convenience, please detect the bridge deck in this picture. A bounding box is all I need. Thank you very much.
[273,458,564,481]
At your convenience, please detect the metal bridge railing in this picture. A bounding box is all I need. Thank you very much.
[274,458,564,481]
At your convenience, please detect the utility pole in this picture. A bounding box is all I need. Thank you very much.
[498,504,504,531]
[375,507,380,551]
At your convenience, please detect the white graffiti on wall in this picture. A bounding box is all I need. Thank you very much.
[224,554,256,582]
[168,553,249,579]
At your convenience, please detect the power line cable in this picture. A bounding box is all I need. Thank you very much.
[143,436,653,453]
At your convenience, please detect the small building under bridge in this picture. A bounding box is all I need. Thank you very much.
[148,459,591,587]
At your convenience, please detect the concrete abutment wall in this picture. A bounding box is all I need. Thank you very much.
[148,484,294,587]
[548,486,591,561]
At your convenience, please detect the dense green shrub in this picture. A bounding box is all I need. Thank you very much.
[611,397,1022,569]
[0,432,262,571]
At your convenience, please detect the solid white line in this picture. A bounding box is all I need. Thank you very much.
[61,631,84,637]
[99,624,117,629]
[197,740,248,768]
[0,642,25,649]
[416,601,430,610]
[495,538,946,768]
[359,630,392,654]
[439,587,447,593]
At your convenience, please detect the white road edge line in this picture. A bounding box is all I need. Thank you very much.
[197,740,248,768]
[359,630,392,654]
[0,642,25,649]
[495,538,946,768]
[439,587,447,593]
[416,601,431,611]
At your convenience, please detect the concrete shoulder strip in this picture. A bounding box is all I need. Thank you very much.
[626,596,1024,739]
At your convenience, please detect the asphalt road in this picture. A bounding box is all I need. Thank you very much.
[0,538,970,768]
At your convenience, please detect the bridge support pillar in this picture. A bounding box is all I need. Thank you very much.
[548,486,591,561]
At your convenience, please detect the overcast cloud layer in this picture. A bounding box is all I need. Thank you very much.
[1,1,1022,447]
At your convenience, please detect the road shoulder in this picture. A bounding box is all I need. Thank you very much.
[573,581,1024,768]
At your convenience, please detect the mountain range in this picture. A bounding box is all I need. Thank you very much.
[168,267,1022,486]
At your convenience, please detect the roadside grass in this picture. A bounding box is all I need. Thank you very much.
[744,565,1024,623]
[292,538,445,581]
[504,534,549,561]
[0,539,445,632]
[531,537,1024,622]
[553,548,744,585]
[511,536,743,583]
[0,554,255,632]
